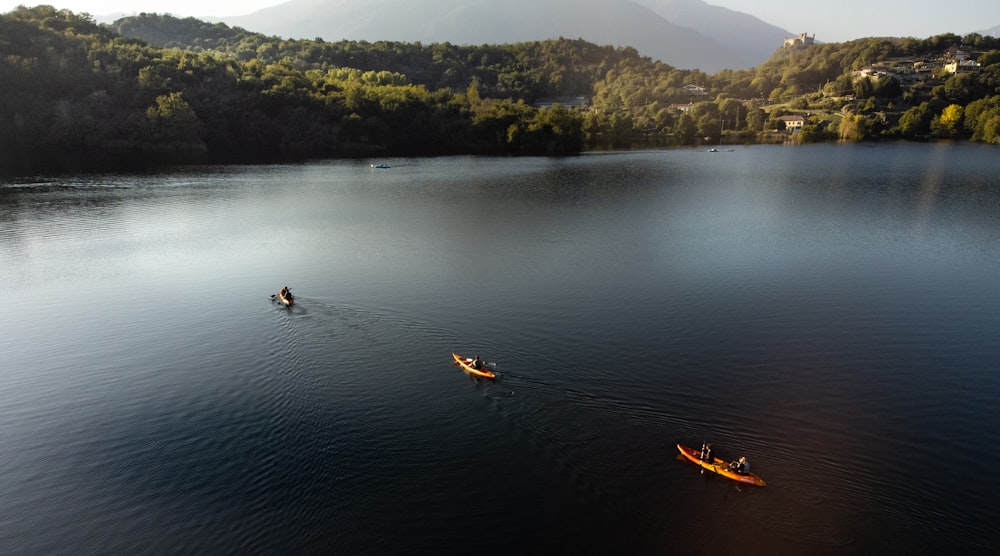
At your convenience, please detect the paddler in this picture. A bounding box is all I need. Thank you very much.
[729,456,749,475]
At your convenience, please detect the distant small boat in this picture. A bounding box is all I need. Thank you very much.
[707,148,719,152]
[371,163,391,169]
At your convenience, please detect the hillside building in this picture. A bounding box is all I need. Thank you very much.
[682,84,708,96]
[945,59,982,73]
[783,33,815,47]
[534,96,589,109]
[777,115,806,131]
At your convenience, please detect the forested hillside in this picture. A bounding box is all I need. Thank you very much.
[2,8,611,175]
[4,7,1000,177]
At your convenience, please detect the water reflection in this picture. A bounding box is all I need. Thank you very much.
[2,145,999,554]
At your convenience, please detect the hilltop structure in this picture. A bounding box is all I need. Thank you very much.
[784,33,815,47]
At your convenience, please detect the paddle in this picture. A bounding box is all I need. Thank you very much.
[700,443,716,474]
[699,443,707,475]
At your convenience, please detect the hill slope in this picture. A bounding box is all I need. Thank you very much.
[980,24,1000,37]
[637,0,791,67]
[218,0,777,72]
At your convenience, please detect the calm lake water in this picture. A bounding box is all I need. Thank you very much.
[2,143,999,555]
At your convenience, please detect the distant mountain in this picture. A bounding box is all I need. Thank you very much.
[219,0,790,72]
[636,0,792,67]
[980,24,1000,37]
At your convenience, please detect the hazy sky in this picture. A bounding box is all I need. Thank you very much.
[2,1,998,42]
[0,1,279,18]
[707,0,1000,42]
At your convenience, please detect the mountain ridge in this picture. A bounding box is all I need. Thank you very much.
[217,0,793,72]
[638,0,795,62]
[981,24,1000,37]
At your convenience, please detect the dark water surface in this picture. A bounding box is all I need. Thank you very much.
[2,144,999,554]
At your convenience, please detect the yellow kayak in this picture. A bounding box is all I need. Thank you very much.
[677,443,766,487]
[452,352,496,379]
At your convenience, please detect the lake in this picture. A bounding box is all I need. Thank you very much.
[1,143,998,555]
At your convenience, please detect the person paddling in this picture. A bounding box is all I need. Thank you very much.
[701,442,713,463]
[729,456,749,475]
[277,286,294,306]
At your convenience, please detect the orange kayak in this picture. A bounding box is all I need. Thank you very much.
[677,444,766,487]
[452,352,496,379]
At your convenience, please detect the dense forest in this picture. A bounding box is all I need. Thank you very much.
[3,6,1000,176]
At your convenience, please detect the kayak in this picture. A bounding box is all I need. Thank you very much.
[278,289,294,307]
[677,443,766,486]
[677,444,766,487]
[452,352,496,379]
[452,353,495,379]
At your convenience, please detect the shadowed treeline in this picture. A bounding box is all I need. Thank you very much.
[4,7,1000,176]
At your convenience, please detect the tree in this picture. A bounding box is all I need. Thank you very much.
[979,112,1000,143]
[470,98,533,152]
[838,113,870,142]
[942,73,983,104]
[853,77,874,99]
[690,101,719,139]
[873,75,902,98]
[523,105,584,154]
[673,112,697,144]
[743,100,765,131]
[825,74,854,97]
[718,97,743,131]
[146,91,205,150]
[465,80,481,106]
[932,103,964,136]
[799,124,824,143]
[896,102,932,136]
[978,50,1000,68]
[962,96,1000,142]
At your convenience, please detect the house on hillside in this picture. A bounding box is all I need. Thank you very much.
[855,65,891,80]
[777,115,806,132]
[946,48,971,61]
[670,103,695,113]
[945,59,981,74]
[534,96,589,109]
[682,84,708,96]
[783,33,815,47]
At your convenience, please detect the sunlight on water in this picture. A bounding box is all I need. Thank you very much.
[2,145,999,554]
